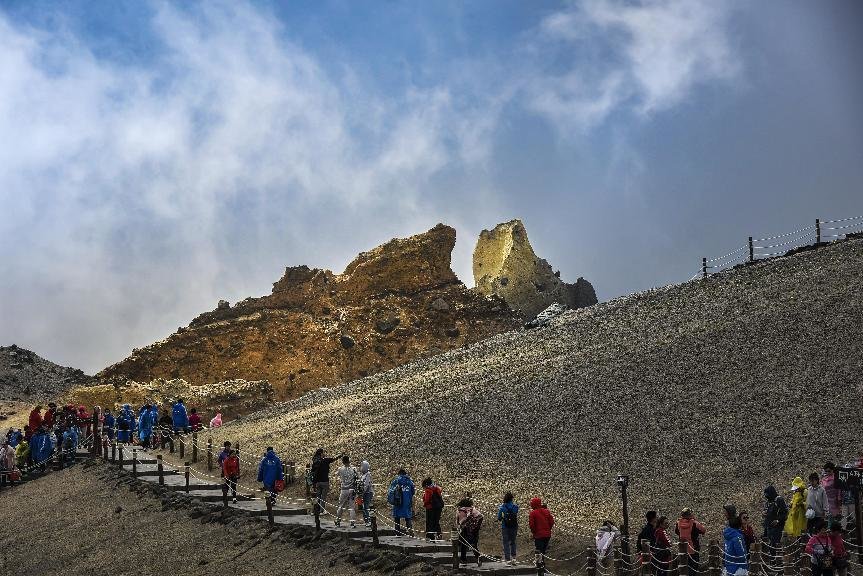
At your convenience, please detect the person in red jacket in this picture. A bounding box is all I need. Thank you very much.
[42,403,57,429]
[28,406,43,432]
[528,497,555,567]
[421,477,445,541]
[188,408,202,432]
[222,449,240,503]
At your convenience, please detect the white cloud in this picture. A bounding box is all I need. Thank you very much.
[527,0,740,130]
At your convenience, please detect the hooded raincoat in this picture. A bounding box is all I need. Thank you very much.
[723,526,748,575]
[256,449,283,491]
[388,473,416,519]
[172,402,189,431]
[117,405,135,443]
[784,477,808,537]
[209,413,223,428]
[138,409,154,443]
[15,440,29,469]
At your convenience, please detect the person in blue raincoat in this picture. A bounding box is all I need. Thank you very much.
[60,425,78,467]
[117,404,135,443]
[29,426,54,473]
[138,404,154,448]
[257,447,284,500]
[172,399,189,434]
[388,468,416,535]
[103,409,116,440]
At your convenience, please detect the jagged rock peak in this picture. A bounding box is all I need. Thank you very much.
[472,219,597,318]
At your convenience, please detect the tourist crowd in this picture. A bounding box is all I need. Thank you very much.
[4,401,861,574]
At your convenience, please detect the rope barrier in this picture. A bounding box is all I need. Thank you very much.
[823,215,863,224]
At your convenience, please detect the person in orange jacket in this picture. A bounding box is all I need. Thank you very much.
[528,498,555,567]
[675,508,706,571]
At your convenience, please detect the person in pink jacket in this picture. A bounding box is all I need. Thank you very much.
[821,462,843,528]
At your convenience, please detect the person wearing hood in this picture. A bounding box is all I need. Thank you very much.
[187,408,201,431]
[388,468,416,536]
[763,484,788,567]
[334,455,358,528]
[60,425,79,467]
[28,406,43,432]
[116,404,135,443]
[29,426,54,474]
[209,413,223,428]
[529,497,555,567]
[138,404,154,448]
[43,403,57,430]
[15,438,29,472]
[360,460,374,527]
[423,478,445,541]
[256,447,283,501]
[495,492,518,564]
[172,399,189,434]
[806,472,830,533]
[785,477,808,538]
[456,495,484,567]
[102,409,115,441]
[675,508,706,571]
[723,516,749,576]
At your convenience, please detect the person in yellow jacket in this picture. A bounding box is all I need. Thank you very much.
[784,477,808,537]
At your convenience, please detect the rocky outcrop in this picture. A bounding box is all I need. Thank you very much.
[0,345,95,402]
[98,224,519,402]
[472,219,597,318]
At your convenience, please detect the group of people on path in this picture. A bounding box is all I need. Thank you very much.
[1,403,95,485]
[635,460,861,576]
[105,399,224,447]
[292,447,558,568]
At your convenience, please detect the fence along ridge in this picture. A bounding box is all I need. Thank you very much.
[697,215,863,279]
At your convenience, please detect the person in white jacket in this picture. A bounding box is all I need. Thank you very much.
[805,472,830,533]
[334,455,358,528]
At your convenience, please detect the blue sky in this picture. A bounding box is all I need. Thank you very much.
[1,0,861,373]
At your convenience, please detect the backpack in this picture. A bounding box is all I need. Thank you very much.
[430,488,445,510]
[501,507,518,527]
[353,470,364,494]
[461,510,483,535]
[776,496,788,525]
[388,482,403,507]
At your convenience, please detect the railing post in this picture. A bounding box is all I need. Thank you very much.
[169,430,175,453]
[313,496,321,531]
[184,462,190,493]
[266,493,274,527]
[103,438,108,461]
[235,442,240,463]
[748,236,754,262]
[641,541,653,576]
[132,449,137,478]
[783,550,794,576]
[370,510,379,547]
[287,461,295,484]
[118,443,124,465]
[750,541,761,576]
[192,432,198,463]
[207,437,213,472]
[677,540,689,576]
[157,454,164,485]
[305,465,311,497]
[588,548,598,576]
[451,530,460,572]
[614,546,624,576]
[708,540,721,576]
[179,435,184,459]
[816,218,821,243]
[702,257,707,278]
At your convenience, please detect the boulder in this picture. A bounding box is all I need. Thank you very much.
[473,219,597,318]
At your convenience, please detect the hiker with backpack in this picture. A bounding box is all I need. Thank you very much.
[457,495,484,567]
[311,448,343,517]
[529,497,555,568]
[172,399,189,434]
[256,447,284,502]
[497,491,519,565]
[359,461,374,527]
[805,518,839,576]
[388,468,416,536]
[334,455,359,528]
[422,478,445,541]
[222,449,241,504]
[763,484,788,568]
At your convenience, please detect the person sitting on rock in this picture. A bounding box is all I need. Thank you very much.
[257,447,283,502]
[188,408,202,432]
[171,399,189,434]
[388,468,416,537]
[457,494,484,567]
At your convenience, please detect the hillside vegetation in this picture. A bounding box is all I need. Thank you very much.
[198,238,863,534]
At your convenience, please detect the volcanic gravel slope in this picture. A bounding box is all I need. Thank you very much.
[0,345,94,402]
[214,238,863,536]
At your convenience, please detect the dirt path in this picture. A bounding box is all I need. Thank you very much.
[0,460,436,576]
